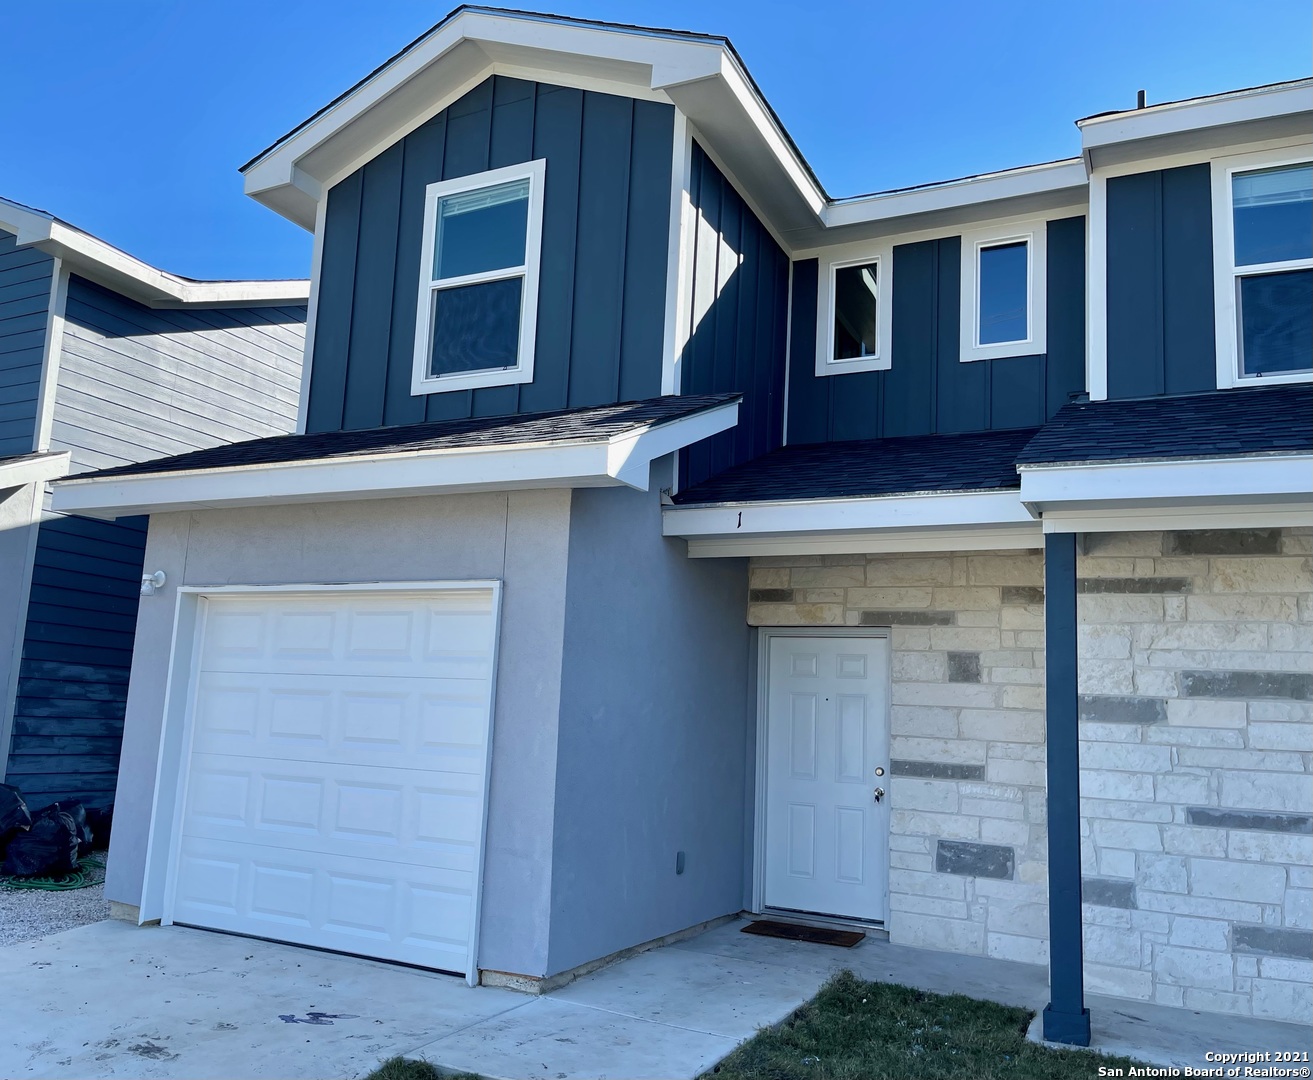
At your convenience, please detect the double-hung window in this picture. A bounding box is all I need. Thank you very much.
[412,160,546,395]
[814,244,894,376]
[959,220,1047,362]
[1213,149,1312,386]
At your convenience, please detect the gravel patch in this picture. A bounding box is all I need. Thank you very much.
[0,862,110,947]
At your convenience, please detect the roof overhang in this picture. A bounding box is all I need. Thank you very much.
[1019,453,1313,533]
[1078,80,1313,172]
[0,197,309,309]
[0,451,70,490]
[240,7,827,237]
[662,488,1040,557]
[50,398,739,520]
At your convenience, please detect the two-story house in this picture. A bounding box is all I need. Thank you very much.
[0,196,307,813]
[50,8,1311,1042]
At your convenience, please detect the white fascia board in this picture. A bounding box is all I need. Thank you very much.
[0,198,308,308]
[1078,81,1313,152]
[664,488,1033,543]
[1043,502,1313,535]
[0,451,71,490]
[683,523,1042,559]
[823,159,1088,230]
[50,406,739,519]
[1019,454,1313,514]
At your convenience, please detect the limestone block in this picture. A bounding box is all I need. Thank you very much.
[1189,858,1286,904]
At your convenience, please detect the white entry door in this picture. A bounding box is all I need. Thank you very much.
[763,634,889,922]
[165,587,499,978]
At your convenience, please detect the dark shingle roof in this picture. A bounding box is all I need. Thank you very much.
[69,394,740,481]
[1016,384,1313,466]
[672,427,1039,505]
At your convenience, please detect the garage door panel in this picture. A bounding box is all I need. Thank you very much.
[172,836,473,973]
[168,589,495,975]
[192,672,489,769]
[183,755,482,872]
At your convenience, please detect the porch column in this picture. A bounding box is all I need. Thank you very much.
[1042,531,1090,1045]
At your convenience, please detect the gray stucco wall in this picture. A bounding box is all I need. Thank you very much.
[547,461,751,975]
[107,490,571,977]
[0,481,42,761]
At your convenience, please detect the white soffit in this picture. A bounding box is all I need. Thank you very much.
[49,400,739,520]
[0,197,309,309]
[1019,454,1313,518]
[663,488,1041,557]
[1078,80,1313,170]
[0,451,70,490]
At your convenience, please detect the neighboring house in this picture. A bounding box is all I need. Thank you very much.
[50,8,1311,1041]
[0,196,308,810]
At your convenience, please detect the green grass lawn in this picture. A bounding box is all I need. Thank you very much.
[365,970,1149,1080]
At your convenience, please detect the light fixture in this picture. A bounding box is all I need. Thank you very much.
[140,570,167,596]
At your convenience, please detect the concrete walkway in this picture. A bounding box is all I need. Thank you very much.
[3,918,1309,1079]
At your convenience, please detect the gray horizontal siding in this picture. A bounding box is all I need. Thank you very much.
[306,75,675,433]
[679,142,789,489]
[5,514,147,808]
[787,216,1086,443]
[1106,164,1216,398]
[0,229,54,456]
[51,276,306,471]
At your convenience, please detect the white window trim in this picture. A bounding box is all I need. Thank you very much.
[959,220,1047,362]
[1210,144,1313,389]
[411,159,546,396]
[814,244,894,377]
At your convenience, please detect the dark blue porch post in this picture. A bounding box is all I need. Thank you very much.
[1043,531,1091,1045]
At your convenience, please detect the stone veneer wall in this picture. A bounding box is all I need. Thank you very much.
[746,528,1312,1026]
[747,550,1052,965]
[1076,528,1312,1024]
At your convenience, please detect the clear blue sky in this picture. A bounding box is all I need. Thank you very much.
[3,1,1308,281]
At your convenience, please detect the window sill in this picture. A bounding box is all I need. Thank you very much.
[411,365,532,396]
[814,355,892,377]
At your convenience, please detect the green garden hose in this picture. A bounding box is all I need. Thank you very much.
[0,853,106,891]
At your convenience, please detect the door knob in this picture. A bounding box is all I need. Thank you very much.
[873,787,885,803]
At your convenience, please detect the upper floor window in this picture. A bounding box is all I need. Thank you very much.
[412,160,546,395]
[959,220,1047,362]
[814,244,893,377]
[1213,149,1312,387]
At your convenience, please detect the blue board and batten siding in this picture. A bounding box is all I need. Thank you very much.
[787,217,1086,443]
[306,76,675,433]
[0,229,54,456]
[1105,164,1216,399]
[6,515,147,808]
[679,143,789,489]
[5,279,307,806]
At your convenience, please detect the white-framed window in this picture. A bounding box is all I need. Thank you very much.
[411,160,546,396]
[959,220,1047,362]
[814,244,894,377]
[1211,146,1312,388]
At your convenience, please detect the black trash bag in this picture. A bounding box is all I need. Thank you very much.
[37,801,94,857]
[86,805,113,851]
[0,783,31,840]
[1,806,79,877]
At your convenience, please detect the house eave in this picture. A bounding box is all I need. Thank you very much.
[663,488,1042,557]
[0,451,71,490]
[0,196,309,308]
[49,400,740,520]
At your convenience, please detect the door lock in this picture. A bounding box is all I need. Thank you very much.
[874,766,885,777]
[873,787,885,803]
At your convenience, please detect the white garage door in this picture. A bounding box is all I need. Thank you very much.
[165,587,499,977]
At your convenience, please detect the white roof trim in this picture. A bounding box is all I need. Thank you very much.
[823,159,1088,229]
[49,400,739,520]
[0,197,309,309]
[0,451,70,489]
[1079,80,1313,148]
[663,488,1038,557]
[1019,453,1313,517]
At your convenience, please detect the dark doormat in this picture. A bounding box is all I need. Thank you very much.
[741,919,865,948]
